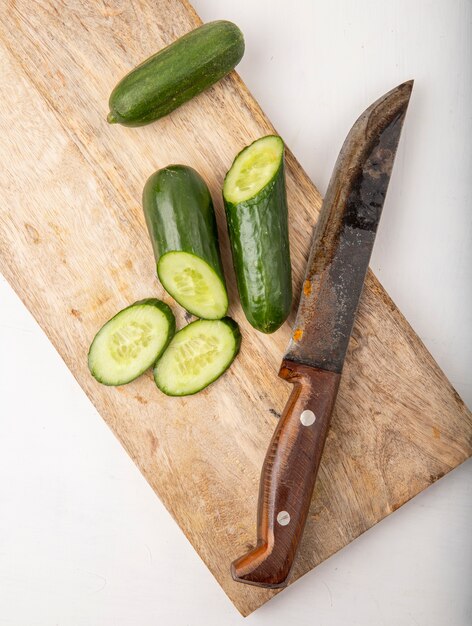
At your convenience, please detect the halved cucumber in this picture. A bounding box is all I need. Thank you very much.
[88,299,175,386]
[154,318,241,396]
[223,135,292,333]
[143,165,228,319]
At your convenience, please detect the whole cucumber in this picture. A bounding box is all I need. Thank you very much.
[108,21,244,127]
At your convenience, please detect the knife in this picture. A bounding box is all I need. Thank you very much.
[231,80,413,589]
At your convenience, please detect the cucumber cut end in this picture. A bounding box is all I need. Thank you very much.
[154,318,240,396]
[158,251,228,320]
[223,135,284,204]
[88,300,174,386]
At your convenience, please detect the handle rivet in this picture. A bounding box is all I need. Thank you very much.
[300,409,316,426]
[277,511,291,526]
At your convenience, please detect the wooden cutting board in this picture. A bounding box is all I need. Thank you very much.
[1,0,470,616]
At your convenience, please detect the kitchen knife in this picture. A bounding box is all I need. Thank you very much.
[231,80,413,588]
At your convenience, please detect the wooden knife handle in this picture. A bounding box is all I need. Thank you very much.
[231,359,341,588]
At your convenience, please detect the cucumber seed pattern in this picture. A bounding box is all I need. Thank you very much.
[110,321,153,364]
[173,333,220,376]
[173,267,211,304]
[234,151,277,194]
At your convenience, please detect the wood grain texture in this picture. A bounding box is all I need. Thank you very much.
[0,0,470,616]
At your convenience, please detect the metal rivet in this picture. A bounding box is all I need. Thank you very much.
[277,511,291,526]
[300,409,316,426]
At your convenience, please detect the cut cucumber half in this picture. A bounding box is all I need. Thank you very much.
[143,165,228,320]
[223,135,284,204]
[88,299,175,386]
[154,318,241,396]
[158,251,228,320]
[223,135,292,333]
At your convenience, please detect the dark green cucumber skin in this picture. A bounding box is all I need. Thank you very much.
[88,298,176,386]
[143,165,226,284]
[108,21,244,127]
[224,141,292,334]
[153,317,241,397]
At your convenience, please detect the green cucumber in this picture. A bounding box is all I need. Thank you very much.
[154,318,241,396]
[223,135,292,333]
[107,21,244,127]
[88,299,175,386]
[143,165,228,320]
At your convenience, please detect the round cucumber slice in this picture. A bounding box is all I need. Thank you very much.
[154,317,241,396]
[88,299,175,386]
[157,251,228,320]
[223,135,284,204]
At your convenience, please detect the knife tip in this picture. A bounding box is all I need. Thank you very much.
[401,79,415,93]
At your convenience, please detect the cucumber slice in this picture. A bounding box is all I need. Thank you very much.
[88,299,175,386]
[154,318,241,396]
[223,135,284,204]
[158,251,228,320]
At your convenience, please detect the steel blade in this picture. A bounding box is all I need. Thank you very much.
[284,80,413,372]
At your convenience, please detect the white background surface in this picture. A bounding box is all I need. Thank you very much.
[1,1,471,624]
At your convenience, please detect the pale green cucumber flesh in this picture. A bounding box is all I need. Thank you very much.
[158,251,228,320]
[223,135,284,204]
[154,318,240,396]
[88,300,175,386]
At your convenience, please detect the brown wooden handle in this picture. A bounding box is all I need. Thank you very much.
[231,360,341,588]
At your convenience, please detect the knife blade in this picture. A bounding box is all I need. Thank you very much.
[231,80,413,589]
